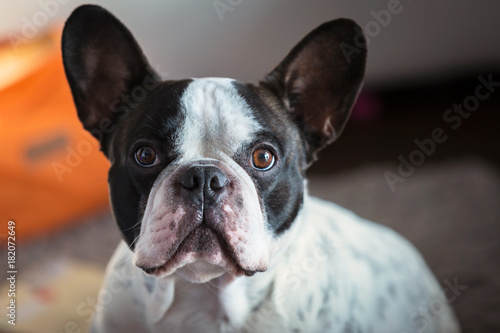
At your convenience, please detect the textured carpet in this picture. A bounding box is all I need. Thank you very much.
[5,158,499,332]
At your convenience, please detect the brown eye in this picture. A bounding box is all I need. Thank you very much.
[252,149,275,171]
[135,146,159,167]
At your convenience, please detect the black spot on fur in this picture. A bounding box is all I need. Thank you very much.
[143,276,154,294]
[342,319,363,333]
[388,282,397,299]
[307,295,314,312]
[377,297,387,320]
[235,195,244,209]
[297,310,305,321]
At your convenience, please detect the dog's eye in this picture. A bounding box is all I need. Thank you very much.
[252,149,275,171]
[135,146,159,167]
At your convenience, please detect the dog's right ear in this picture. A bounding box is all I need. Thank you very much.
[62,5,160,143]
[262,19,366,164]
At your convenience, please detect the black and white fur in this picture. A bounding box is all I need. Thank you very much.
[62,5,460,333]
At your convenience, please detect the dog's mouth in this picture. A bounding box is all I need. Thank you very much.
[133,161,270,281]
[138,223,258,278]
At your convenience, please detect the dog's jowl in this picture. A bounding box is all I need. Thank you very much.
[62,5,460,333]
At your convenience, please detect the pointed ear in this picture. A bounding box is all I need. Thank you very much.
[263,19,367,161]
[62,5,160,141]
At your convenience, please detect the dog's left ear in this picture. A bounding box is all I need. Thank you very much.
[263,19,367,163]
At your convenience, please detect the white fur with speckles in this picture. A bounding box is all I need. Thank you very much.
[92,195,460,333]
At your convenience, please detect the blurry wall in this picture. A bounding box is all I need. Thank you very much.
[1,0,499,87]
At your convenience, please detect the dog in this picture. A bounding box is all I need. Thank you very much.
[62,5,460,333]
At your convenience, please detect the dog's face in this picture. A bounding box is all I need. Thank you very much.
[62,5,366,283]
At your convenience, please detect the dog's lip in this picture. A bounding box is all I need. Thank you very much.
[139,223,258,277]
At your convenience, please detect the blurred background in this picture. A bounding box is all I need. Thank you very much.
[0,0,499,332]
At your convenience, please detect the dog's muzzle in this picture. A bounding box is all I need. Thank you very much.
[133,159,270,282]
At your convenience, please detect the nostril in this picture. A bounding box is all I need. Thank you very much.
[210,175,229,191]
[180,169,201,190]
[186,177,198,189]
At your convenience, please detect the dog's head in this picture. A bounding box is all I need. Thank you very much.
[62,5,366,283]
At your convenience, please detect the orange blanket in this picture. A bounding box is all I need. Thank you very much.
[0,30,109,241]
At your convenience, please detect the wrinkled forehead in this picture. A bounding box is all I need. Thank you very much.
[178,78,261,161]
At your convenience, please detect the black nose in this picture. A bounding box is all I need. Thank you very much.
[179,165,229,203]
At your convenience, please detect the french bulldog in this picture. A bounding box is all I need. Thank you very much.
[62,5,460,333]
